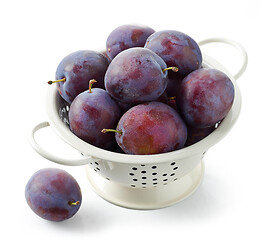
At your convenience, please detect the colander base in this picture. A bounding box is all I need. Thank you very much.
[85,160,204,210]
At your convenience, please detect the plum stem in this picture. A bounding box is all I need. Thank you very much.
[168,96,176,100]
[68,201,80,206]
[89,79,97,93]
[162,67,179,73]
[101,128,122,135]
[48,78,66,85]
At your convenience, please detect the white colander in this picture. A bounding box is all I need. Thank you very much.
[29,38,247,210]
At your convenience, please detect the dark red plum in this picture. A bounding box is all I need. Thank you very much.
[104,47,171,104]
[69,83,121,149]
[103,102,187,155]
[25,168,82,222]
[144,30,202,79]
[52,50,109,104]
[177,68,234,128]
[106,24,155,59]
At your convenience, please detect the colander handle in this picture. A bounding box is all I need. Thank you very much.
[198,38,248,80]
[29,121,95,166]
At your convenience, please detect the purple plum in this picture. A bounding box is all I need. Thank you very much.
[176,68,234,128]
[106,24,155,59]
[51,50,109,104]
[69,81,121,149]
[144,30,202,79]
[104,47,174,104]
[103,101,187,154]
[25,168,82,222]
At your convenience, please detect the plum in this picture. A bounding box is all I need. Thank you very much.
[69,80,121,150]
[144,30,202,79]
[25,168,82,222]
[50,50,109,104]
[104,47,177,104]
[106,24,155,59]
[176,68,234,128]
[103,102,187,154]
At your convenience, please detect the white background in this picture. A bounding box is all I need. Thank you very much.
[1,0,276,239]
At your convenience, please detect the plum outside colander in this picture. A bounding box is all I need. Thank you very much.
[29,38,247,210]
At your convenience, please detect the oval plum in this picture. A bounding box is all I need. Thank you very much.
[145,30,202,78]
[113,102,188,155]
[104,47,168,104]
[69,87,121,150]
[55,50,109,104]
[106,24,155,59]
[176,68,235,128]
[25,168,82,222]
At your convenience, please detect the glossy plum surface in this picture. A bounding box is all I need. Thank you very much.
[55,50,109,104]
[69,88,121,149]
[105,47,168,104]
[177,68,235,127]
[114,102,188,154]
[25,168,82,222]
[106,24,155,59]
[144,30,202,79]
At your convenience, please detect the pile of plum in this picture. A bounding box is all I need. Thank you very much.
[51,24,234,154]
[25,24,235,222]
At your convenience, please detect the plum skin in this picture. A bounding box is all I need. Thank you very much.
[106,24,155,59]
[69,88,121,149]
[55,50,109,104]
[177,68,235,128]
[25,168,82,222]
[115,102,188,155]
[104,47,168,104]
